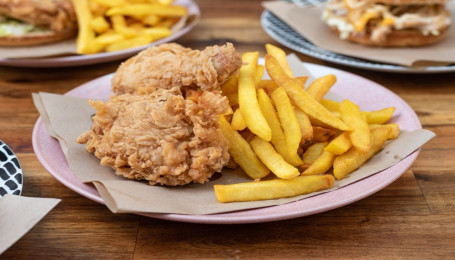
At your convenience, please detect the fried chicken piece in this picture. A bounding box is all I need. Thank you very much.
[77,87,230,186]
[111,42,242,95]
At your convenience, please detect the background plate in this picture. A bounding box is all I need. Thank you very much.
[0,0,199,68]
[32,63,422,224]
[261,0,455,73]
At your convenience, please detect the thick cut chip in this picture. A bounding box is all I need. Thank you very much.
[265,43,293,77]
[271,87,301,156]
[225,157,239,169]
[255,65,264,85]
[214,175,334,202]
[106,34,154,52]
[257,89,303,166]
[294,108,313,144]
[219,116,270,180]
[231,109,246,131]
[302,142,327,169]
[239,52,271,141]
[340,100,371,153]
[73,0,100,54]
[250,136,299,179]
[333,126,391,180]
[220,70,239,94]
[265,55,350,131]
[361,107,395,124]
[324,132,352,155]
[301,150,336,176]
[305,74,336,101]
[370,124,400,139]
[320,99,341,112]
[312,126,337,142]
[106,4,187,17]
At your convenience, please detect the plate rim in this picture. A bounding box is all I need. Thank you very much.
[32,62,422,224]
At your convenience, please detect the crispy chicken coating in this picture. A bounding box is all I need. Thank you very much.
[77,87,231,186]
[111,42,242,95]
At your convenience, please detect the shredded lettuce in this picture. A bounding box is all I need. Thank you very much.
[0,16,49,36]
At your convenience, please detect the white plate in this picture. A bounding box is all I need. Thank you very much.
[32,62,422,224]
[0,140,23,197]
[261,0,455,73]
[0,0,199,68]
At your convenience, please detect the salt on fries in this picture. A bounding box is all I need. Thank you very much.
[214,44,400,203]
[72,0,187,54]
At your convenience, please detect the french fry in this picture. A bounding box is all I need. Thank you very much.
[265,55,351,131]
[89,2,107,17]
[312,126,337,143]
[265,43,293,77]
[256,65,264,85]
[305,74,336,101]
[340,99,371,152]
[294,108,313,144]
[302,142,327,169]
[271,87,301,156]
[324,132,352,155]
[301,150,336,176]
[111,15,140,38]
[225,92,239,107]
[225,157,239,169]
[370,123,400,139]
[320,99,341,112]
[258,79,279,94]
[91,16,110,34]
[231,109,246,131]
[91,0,127,7]
[221,70,239,94]
[105,34,154,52]
[258,76,308,94]
[218,116,270,180]
[72,0,99,54]
[333,126,391,180]
[143,27,172,41]
[257,89,303,166]
[361,107,395,124]
[106,4,187,17]
[250,136,299,179]
[214,174,334,202]
[295,76,309,88]
[238,52,271,141]
[74,0,186,54]
[143,15,162,26]
[93,31,125,45]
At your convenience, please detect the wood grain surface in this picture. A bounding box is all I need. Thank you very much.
[1,0,454,259]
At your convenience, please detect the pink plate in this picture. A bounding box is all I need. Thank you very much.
[0,0,199,68]
[32,63,422,224]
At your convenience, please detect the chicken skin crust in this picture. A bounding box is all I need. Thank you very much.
[77,87,231,186]
[111,42,242,95]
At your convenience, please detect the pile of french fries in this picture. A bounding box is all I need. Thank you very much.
[214,44,400,203]
[71,0,187,54]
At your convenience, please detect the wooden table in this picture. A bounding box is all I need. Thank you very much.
[1,0,454,258]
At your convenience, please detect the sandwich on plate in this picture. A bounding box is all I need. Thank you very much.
[0,0,77,46]
[322,0,452,47]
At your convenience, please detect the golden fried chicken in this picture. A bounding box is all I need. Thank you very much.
[111,42,242,95]
[77,87,231,186]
